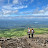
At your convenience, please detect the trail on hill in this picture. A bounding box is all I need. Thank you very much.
[0,34,48,48]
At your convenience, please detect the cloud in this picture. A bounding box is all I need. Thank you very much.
[2,5,27,10]
[13,10,18,13]
[13,0,24,5]
[39,10,44,13]
[1,9,18,16]
[2,9,12,15]
[13,0,34,6]
[0,0,48,17]
[20,5,48,16]
[45,11,48,15]
[0,0,28,16]
[0,15,48,19]
[13,0,18,4]
[13,5,27,9]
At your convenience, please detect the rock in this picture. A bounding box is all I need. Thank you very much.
[45,40,48,44]
[0,36,48,48]
[22,45,25,48]
[17,47,22,48]
[29,43,30,46]
[6,38,11,40]
[0,46,1,48]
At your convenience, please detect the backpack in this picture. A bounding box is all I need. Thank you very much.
[32,30,34,33]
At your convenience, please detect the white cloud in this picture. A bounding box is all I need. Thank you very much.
[39,10,44,13]
[13,0,18,4]
[0,0,48,17]
[2,5,12,9]
[13,0,34,6]
[2,9,12,15]
[13,10,18,13]
[14,5,27,9]
[2,5,27,10]
[33,6,48,15]
[19,6,48,16]
[45,11,48,15]
[1,0,28,16]
[1,9,18,16]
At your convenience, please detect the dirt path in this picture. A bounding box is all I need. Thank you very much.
[0,34,48,48]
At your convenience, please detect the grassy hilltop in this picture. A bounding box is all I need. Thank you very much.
[0,28,48,38]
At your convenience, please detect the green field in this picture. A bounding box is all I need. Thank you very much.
[0,28,48,38]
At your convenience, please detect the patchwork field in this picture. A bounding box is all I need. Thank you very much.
[0,28,48,37]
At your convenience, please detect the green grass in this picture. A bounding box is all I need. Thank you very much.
[0,28,48,38]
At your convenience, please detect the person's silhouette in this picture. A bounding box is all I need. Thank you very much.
[31,29,34,38]
[27,27,30,38]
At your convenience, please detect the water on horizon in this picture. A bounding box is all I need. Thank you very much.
[0,17,48,29]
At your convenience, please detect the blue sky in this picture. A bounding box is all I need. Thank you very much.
[0,0,48,17]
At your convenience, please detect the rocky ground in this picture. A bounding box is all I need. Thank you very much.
[0,34,48,48]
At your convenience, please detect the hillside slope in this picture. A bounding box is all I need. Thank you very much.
[0,34,48,48]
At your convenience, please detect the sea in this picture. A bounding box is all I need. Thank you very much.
[0,17,48,29]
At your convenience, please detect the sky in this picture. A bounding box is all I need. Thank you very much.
[0,0,48,18]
